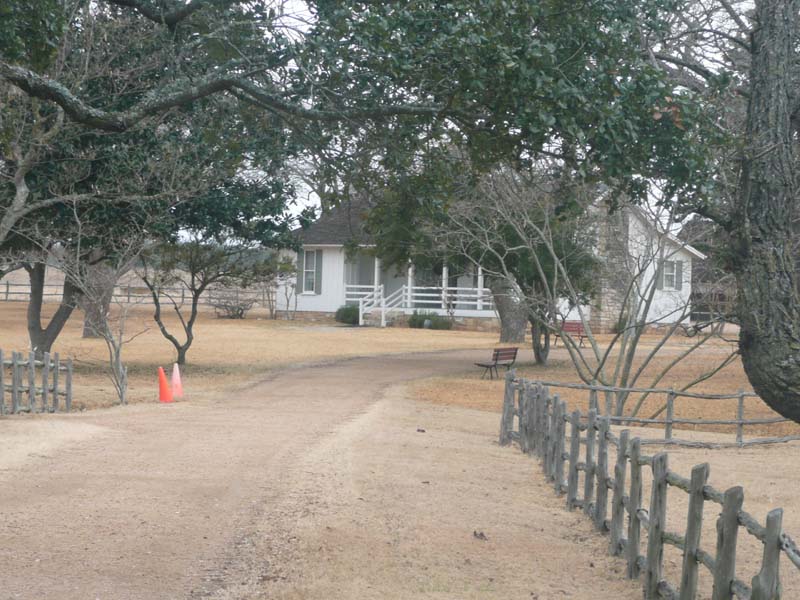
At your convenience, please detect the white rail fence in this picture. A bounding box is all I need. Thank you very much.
[352,284,496,326]
[0,281,276,311]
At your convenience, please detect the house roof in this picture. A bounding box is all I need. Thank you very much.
[628,206,707,261]
[296,198,374,246]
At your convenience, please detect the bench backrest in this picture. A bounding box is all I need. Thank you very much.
[492,347,518,363]
[561,321,585,334]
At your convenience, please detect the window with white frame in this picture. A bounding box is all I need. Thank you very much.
[663,260,676,289]
[303,250,317,293]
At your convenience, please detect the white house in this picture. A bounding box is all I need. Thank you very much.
[290,200,495,325]
[586,206,707,332]
[284,200,705,330]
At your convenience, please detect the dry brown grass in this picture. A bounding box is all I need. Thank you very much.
[0,303,497,410]
[412,336,800,439]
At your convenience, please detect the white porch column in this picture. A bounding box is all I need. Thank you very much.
[441,264,449,308]
[477,266,484,310]
[406,262,414,308]
[373,256,381,294]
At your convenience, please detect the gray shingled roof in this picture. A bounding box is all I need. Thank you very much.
[297,198,374,246]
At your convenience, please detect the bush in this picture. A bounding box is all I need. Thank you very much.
[209,293,256,319]
[429,315,453,330]
[335,304,360,325]
[408,310,452,330]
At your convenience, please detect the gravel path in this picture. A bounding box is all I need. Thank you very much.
[0,350,640,599]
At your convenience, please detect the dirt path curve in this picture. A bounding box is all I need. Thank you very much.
[0,350,639,599]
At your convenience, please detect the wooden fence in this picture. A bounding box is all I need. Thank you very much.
[500,372,800,599]
[0,281,276,309]
[530,379,800,448]
[0,349,73,414]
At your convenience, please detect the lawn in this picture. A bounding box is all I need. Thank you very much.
[413,334,800,439]
[0,302,497,410]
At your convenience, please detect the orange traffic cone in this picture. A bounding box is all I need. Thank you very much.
[158,367,173,403]
[171,363,183,399]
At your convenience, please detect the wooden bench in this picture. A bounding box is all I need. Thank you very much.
[553,321,588,347]
[475,347,518,380]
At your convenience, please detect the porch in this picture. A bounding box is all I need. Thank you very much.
[343,255,496,326]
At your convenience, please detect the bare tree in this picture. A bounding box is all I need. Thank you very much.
[138,242,274,364]
[440,165,733,416]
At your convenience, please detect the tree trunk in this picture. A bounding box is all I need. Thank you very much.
[734,0,800,422]
[531,318,550,365]
[176,346,188,366]
[80,261,117,338]
[25,262,80,357]
[490,278,527,343]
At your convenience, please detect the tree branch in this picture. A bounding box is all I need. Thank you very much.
[103,0,239,29]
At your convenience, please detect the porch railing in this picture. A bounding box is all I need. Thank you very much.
[352,284,495,327]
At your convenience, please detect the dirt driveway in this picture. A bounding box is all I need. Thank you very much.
[0,350,640,599]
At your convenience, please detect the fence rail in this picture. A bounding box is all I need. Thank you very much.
[500,373,799,600]
[351,283,496,326]
[533,379,799,448]
[0,281,276,309]
[0,349,73,414]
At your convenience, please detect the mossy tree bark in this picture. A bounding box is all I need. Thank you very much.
[734,0,800,422]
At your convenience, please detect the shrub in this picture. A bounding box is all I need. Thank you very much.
[429,315,453,330]
[208,293,256,319]
[408,310,426,328]
[408,310,452,330]
[335,304,360,325]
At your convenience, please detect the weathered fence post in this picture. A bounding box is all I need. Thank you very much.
[583,408,597,517]
[27,351,36,411]
[679,463,710,600]
[499,370,516,446]
[526,384,537,453]
[542,391,553,470]
[604,388,613,417]
[518,385,527,452]
[520,384,530,453]
[627,438,643,579]
[645,452,669,599]
[52,352,60,412]
[65,358,73,411]
[589,383,598,412]
[41,352,50,412]
[609,429,630,556]
[751,508,783,600]
[594,417,610,531]
[711,486,744,600]
[11,351,20,413]
[537,385,549,458]
[546,395,558,478]
[554,400,567,494]
[548,397,561,481]
[665,390,675,441]
[566,409,582,509]
[0,348,5,415]
[530,384,541,454]
[736,391,745,446]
